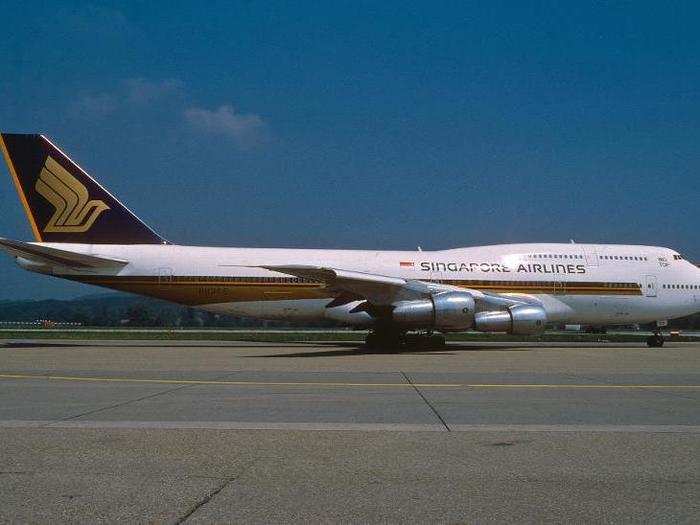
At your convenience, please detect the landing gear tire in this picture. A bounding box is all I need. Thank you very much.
[365,331,445,350]
[646,334,665,348]
[365,331,404,351]
[365,333,378,349]
[404,333,445,348]
[428,334,446,348]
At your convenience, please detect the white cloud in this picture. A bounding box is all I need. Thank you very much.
[184,105,267,148]
[70,82,268,148]
[124,78,183,104]
[71,92,118,118]
[71,78,183,118]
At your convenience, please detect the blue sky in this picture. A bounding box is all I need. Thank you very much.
[1,1,699,300]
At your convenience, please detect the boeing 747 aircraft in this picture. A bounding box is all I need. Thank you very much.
[1,134,699,347]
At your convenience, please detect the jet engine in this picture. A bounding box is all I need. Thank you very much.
[474,305,547,335]
[390,292,547,335]
[392,292,476,331]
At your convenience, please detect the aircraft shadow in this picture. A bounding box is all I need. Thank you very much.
[0,342,89,349]
[251,340,649,358]
[0,341,350,350]
[251,343,533,358]
[1,340,646,353]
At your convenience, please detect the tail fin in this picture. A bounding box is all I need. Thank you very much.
[0,133,166,244]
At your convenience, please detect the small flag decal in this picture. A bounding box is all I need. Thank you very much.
[399,261,414,267]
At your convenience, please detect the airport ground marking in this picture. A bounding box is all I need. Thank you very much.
[0,373,698,390]
[1,420,699,433]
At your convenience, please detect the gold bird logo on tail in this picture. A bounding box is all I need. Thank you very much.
[35,156,110,233]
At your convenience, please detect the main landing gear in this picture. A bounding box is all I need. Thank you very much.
[646,331,665,348]
[365,330,446,350]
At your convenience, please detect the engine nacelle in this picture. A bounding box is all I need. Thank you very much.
[324,300,375,326]
[474,305,547,335]
[392,292,475,332]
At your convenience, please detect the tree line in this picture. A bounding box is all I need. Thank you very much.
[0,294,339,328]
[1,293,699,329]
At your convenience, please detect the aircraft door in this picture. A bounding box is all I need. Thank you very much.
[643,275,657,297]
[157,267,174,288]
[584,248,599,267]
[553,279,565,295]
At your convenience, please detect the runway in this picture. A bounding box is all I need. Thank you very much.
[1,339,699,522]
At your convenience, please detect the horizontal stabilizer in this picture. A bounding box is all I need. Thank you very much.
[0,237,127,269]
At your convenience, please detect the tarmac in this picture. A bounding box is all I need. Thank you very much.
[0,338,698,523]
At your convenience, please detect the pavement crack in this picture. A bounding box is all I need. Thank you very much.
[52,383,195,424]
[400,371,450,432]
[176,458,260,523]
[50,371,243,424]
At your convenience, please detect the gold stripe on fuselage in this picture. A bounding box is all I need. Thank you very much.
[66,275,644,306]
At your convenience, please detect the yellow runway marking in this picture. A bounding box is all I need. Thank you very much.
[0,373,698,389]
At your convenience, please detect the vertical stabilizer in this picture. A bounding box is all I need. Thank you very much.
[0,133,165,244]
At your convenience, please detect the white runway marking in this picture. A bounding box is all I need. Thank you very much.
[0,420,698,433]
[1,373,698,389]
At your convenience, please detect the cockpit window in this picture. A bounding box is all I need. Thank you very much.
[673,254,684,260]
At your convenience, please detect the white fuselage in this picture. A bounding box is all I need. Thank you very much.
[29,242,700,327]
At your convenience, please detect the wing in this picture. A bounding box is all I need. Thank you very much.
[260,265,431,304]
[0,237,127,269]
[260,265,536,309]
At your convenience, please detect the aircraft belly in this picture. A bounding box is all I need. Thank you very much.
[553,295,668,324]
[201,299,330,321]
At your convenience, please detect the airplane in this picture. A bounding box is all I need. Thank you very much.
[1,133,699,348]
